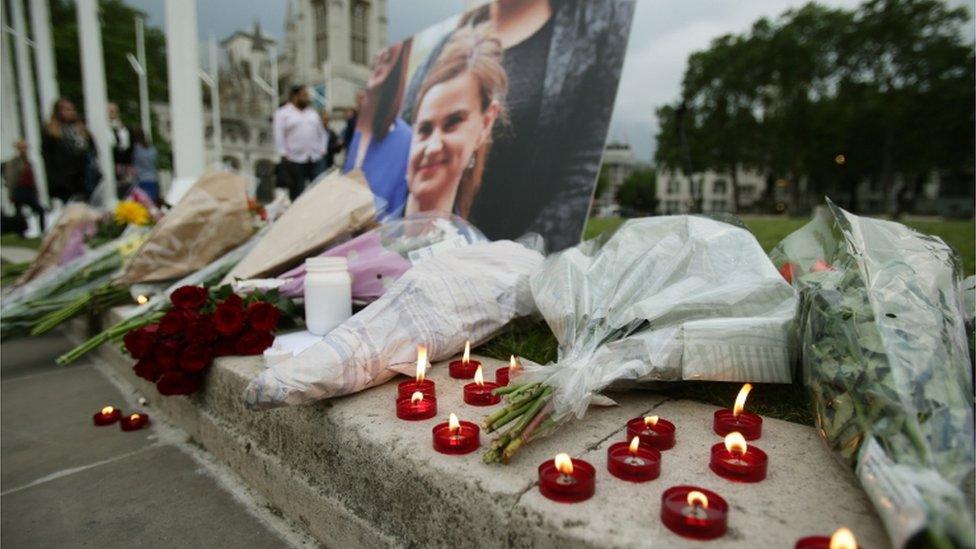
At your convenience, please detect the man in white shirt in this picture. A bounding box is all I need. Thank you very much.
[273,86,328,199]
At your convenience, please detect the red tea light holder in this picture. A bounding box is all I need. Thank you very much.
[495,355,522,386]
[120,412,150,431]
[448,341,481,379]
[626,415,676,451]
[93,405,122,426]
[710,432,768,483]
[660,485,728,540]
[607,436,661,482]
[538,453,595,503]
[713,383,762,440]
[396,391,438,421]
[795,527,858,549]
[397,345,436,400]
[462,365,501,406]
[432,413,480,455]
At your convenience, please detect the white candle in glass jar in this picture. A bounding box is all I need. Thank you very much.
[303,257,352,336]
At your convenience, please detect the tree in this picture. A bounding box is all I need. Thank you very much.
[48,0,171,166]
[615,168,657,214]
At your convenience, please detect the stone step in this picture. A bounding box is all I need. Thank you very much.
[65,312,890,548]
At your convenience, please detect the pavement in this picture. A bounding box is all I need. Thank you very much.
[0,333,313,548]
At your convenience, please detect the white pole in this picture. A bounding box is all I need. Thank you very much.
[164,0,205,180]
[270,45,279,109]
[135,16,151,141]
[1,0,23,161]
[29,0,59,120]
[208,36,222,161]
[10,0,50,206]
[77,0,116,207]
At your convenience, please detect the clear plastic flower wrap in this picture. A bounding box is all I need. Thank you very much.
[768,200,974,549]
[483,216,797,463]
[270,212,487,301]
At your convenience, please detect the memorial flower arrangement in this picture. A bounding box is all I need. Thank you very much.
[123,284,283,396]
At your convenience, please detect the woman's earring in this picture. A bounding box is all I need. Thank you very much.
[467,155,476,170]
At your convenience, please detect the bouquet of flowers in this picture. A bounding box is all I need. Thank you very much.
[482,216,797,463]
[769,201,974,549]
[123,284,283,396]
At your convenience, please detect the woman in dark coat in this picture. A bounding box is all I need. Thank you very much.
[42,98,96,202]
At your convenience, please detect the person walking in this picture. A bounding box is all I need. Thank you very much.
[108,102,133,192]
[2,139,45,235]
[130,127,159,204]
[273,85,327,199]
[319,110,342,170]
[42,98,95,203]
[341,90,364,152]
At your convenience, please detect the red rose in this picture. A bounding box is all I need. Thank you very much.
[156,372,202,396]
[179,344,212,373]
[155,338,181,370]
[170,285,208,310]
[123,324,159,359]
[235,330,275,356]
[778,262,797,284]
[133,359,162,382]
[213,301,244,336]
[223,294,244,309]
[159,309,187,335]
[213,337,236,357]
[186,313,218,344]
[246,301,281,332]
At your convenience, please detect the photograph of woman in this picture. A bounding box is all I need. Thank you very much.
[343,39,413,218]
[405,27,506,218]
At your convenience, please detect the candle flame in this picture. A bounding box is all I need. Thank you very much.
[829,528,857,549]
[554,453,574,475]
[644,415,659,427]
[416,345,427,383]
[724,431,748,455]
[101,406,114,415]
[136,294,149,305]
[687,491,709,509]
[130,413,140,421]
[410,391,424,404]
[629,436,641,454]
[733,383,753,417]
[474,365,484,386]
[448,413,460,434]
[510,355,521,373]
[463,341,471,364]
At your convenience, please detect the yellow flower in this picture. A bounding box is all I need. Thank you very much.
[115,200,151,226]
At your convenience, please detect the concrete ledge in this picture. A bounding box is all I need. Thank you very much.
[65,312,890,548]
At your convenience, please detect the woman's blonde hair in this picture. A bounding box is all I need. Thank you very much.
[46,98,89,140]
[414,25,508,218]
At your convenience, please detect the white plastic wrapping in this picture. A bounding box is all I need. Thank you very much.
[521,216,798,421]
[243,240,544,409]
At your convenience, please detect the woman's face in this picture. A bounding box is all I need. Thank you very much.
[367,43,403,90]
[408,73,498,210]
[58,100,78,124]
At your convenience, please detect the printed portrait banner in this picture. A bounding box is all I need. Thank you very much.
[342,0,636,252]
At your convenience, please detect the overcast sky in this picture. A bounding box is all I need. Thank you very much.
[124,0,973,163]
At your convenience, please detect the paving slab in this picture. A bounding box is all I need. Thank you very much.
[77,312,891,549]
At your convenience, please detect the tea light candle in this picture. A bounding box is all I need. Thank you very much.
[463,365,501,406]
[396,391,437,421]
[495,354,521,386]
[120,412,150,431]
[431,413,480,454]
[607,436,661,482]
[660,486,728,540]
[626,415,676,451]
[795,527,858,549]
[538,453,595,503]
[709,432,768,482]
[448,341,481,379]
[93,405,122,426]
[713,383,763,440]
[397,345,436,400]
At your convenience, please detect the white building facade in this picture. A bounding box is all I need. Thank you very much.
[280,0,388,113]
[656,169,768,214]
[595,142,636,215]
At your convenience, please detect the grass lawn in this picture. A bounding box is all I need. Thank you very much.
[0,234,42,250]
[478,213,975,426]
